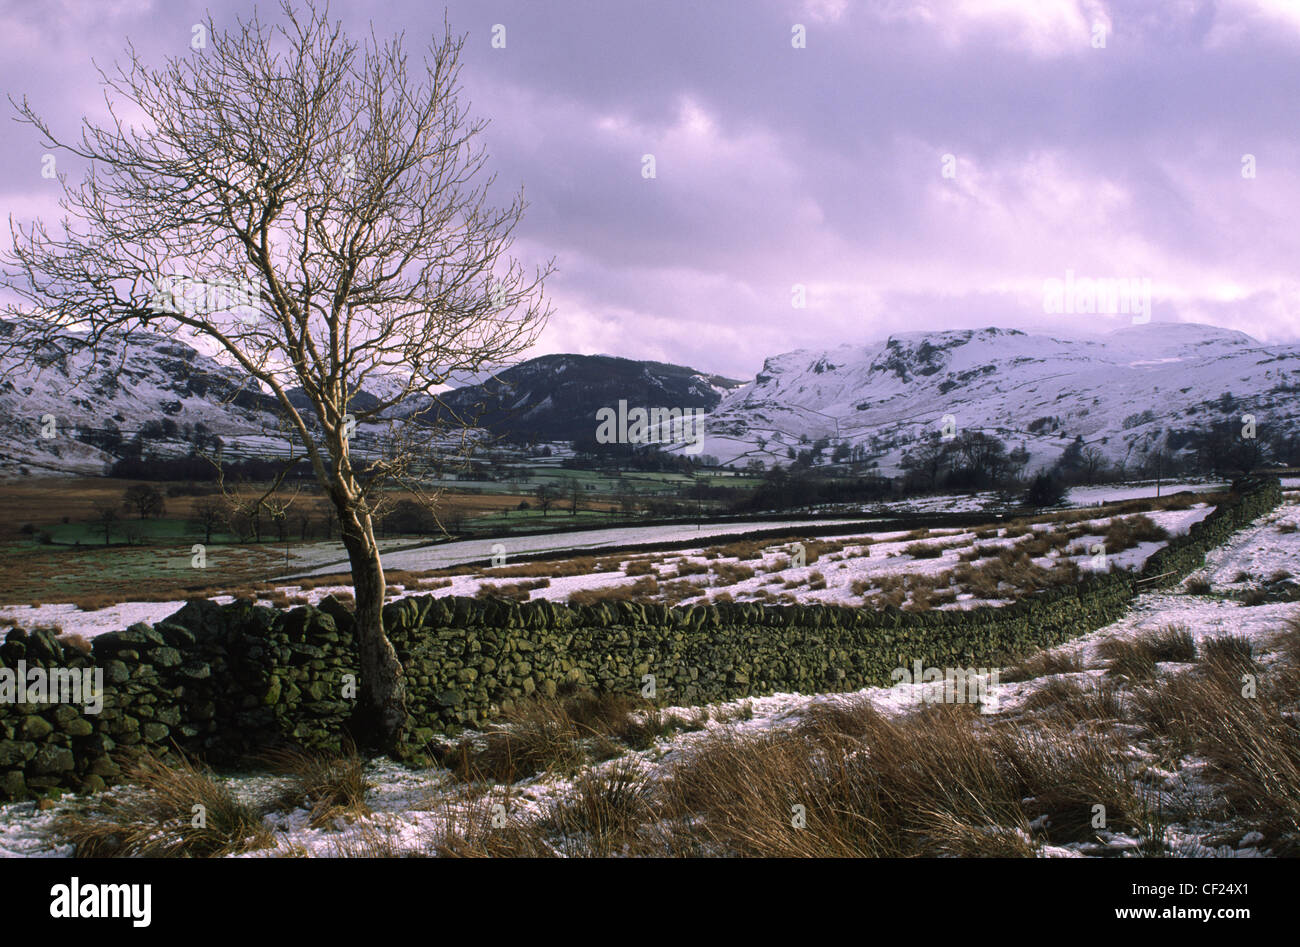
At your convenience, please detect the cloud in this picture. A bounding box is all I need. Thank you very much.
[1,0,1297,379]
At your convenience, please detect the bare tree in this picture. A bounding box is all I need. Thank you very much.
[1080,445,1107,485]
[190,498,225,544]
[535,484,557,516]
[90,501,119,546]
[123,483,166,519]
[2,3,551,751]
[900,435,945,490]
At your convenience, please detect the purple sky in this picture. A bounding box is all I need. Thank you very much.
[3,0,1299,379]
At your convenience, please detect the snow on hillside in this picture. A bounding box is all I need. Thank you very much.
[0,317,415,477]
[678,322,1300,474]
[0,318,277,476]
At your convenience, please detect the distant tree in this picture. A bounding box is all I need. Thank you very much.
[952,431,1010,487]
[900,435,945,490]
[1007,442,1031,481]
[1056,435,1086,478]
[90,501,119,546]
[123,484,166,520]
[1024,472,1067,508]
[190,498,224,544]
[382,499,435,535]
[535,484,557,516]
[1080,446,1107,485]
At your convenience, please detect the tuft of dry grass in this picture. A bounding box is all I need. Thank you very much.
[55,632,92,654]
[1098,638,1156,680]
[1097,626,1194,680]
[1103,514,1169,552]
[446,690,702,785]
[990,722,1158,846]
[1001,648,1084,683]
[1145,625,1198,663]
[904,542,945,559]
[672,559,709,577]
[422,792,556,858]
[1273,612,1300,668]
[1019,676,1124,723]
[478,557,597,580]
[567,576,658,606]
[448,701,594,784]
[712,539,770,561]
[541,758,662,857]
[262,744,372,828]
[1200,634,1255,673]
[654,702,1044,856]
[710,561,755,585]
[658,578,707,606]
[53,753,272,857]
[476,578,549,602]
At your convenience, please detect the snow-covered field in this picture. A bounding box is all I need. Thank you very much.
[0,505,1213,637]
[1065,480,1228,505]
[4,496,1296,858]
[286,516,879,578]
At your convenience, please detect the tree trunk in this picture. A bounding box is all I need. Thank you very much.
[338,504,408,754]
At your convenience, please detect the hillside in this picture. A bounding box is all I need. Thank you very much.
[419,353,743,444]
[686,323,1300,474]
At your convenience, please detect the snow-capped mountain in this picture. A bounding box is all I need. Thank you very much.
[3,317,1296,478]
[0,319,741,475]
[0,318,403,476]
[0,318,285,476]
[684,323,1300,474]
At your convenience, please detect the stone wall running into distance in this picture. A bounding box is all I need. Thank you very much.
[0,476,1282,800]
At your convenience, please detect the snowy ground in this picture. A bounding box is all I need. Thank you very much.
[767,479,1227,520]
[285,516,879,578]
[1065,479,1228,505]
[3,496,1294,858]
[0,505,1213,637]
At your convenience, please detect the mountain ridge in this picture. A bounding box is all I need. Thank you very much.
[2,317,1296,477]
[682,322,1300,474]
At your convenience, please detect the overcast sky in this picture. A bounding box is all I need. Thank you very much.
[3,0,1299,379]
